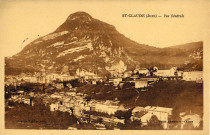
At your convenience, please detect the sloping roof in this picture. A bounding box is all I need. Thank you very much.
[153,107,173,113]
[145,106,173,113]
[149,106,157,111]
[132,106,144,113]
[144,106,152,110]
[134,111,146,118]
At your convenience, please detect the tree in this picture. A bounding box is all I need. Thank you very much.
[114,109,132,124]
[131,119,142,126]
[148,66,154,76]
[114,110,125,119]
[169,109,181,129]
[128,119,143,129]
[183,122,195,130]
[147,115,163,129]
[96,118,103,124]
[117,119,143,130]
[122,82,134,89]
[114,110,131,120]
[197,120,203,130]
[84,96,91,102]
[124,109,132,124]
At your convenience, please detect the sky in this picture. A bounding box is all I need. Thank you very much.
[0,0,209,57]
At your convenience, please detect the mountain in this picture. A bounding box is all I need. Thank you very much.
[165,41,203,71]
[5,11,203,76]
[168,42,203,51]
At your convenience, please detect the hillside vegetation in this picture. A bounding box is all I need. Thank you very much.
[77,80,203,116]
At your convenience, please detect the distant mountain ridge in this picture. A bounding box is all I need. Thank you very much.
[168,41,203,51]
[5,11,203,76]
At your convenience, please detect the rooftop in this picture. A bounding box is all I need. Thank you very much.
[132,106,144,113]
[145,106,173,113]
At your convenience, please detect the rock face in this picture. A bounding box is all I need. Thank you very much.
[5,11,203,76]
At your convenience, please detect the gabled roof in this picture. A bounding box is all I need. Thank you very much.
[144,106,152,110]
[132,106,144,113]
[145,106,173,113]
[153,107,173,113]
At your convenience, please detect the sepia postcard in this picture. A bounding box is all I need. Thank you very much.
[0,0,209,135]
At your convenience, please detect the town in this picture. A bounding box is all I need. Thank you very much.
[5,66,203,130]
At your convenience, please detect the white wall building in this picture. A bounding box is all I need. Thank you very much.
[109,78,122,86]
[50,102,59,111]
[123,71,133,78]
[135,80,148,88]
[142,106,173,129]
[183,71,203,82]
[154,67,177,77]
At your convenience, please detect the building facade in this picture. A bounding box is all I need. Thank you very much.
[183,71,203,82]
